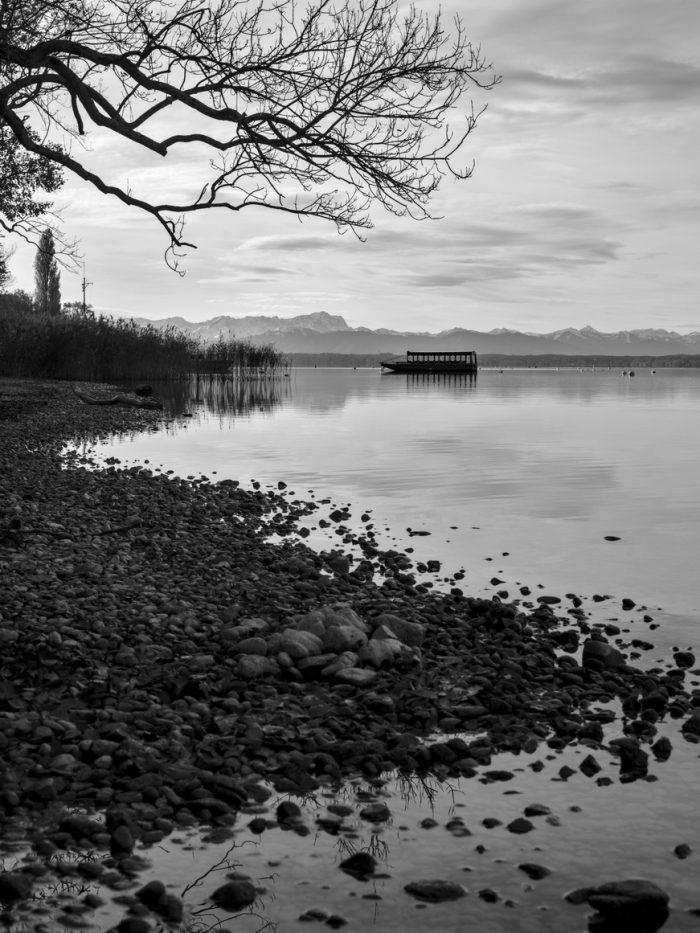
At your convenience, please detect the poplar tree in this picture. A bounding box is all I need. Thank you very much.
[33,228,61,314]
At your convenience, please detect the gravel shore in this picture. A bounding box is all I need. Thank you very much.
[1,378,699,928]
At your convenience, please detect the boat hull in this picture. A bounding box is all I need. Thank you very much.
[380,361,477,374]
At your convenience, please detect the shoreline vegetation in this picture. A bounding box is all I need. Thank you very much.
[0,303,287,381]
[2,379,699,929]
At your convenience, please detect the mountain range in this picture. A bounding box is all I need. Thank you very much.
[129,311,700,356]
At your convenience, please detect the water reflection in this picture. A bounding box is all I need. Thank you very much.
[89,368,700,618]
[158,374,292,421]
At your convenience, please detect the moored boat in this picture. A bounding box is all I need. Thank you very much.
[380,350,478,374]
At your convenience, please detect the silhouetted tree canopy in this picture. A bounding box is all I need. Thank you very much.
[0,125,64,233]
[0,245,10,292]
[0,0,497,267]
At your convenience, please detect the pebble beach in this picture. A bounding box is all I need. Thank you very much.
[1,378,699,932]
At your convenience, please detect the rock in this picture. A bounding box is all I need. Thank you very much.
[334,668,378,686]
[673,843,692,859]
[211,880,257,911]
[372,613,426,647]
[237,656,278,679]
[322,651,359,677]
[478,887,500,902]
[116,920,151,933]
[585,879,670,932]
[453,704,489,720]
[523,804,551,818]
[0,872,33,902]
[158,894,184,922]
[582,639,626,670]
[358,638,403,668]
[622,598,636,610]
[359,802,391,822]
[610,738,648,778]
[580,754,602,777]
[681,714,700,737]
[136,880,166,908]
[404,880,466,902]
[295,610,327,637]
[276,800,303,823]
[339,853,377,877]
[322,625,367,653]
[518,863,552,880]
[234,637,268,656]
[673,651,695,669]
[110,825,134,856]
[296,652,337,673]
[277,629,323,660]
[298,908,331,921]
[651,737,672,761]
[59,814,104,840]
[506,818,534,834]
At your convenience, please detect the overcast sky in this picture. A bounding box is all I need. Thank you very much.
[9,0,700,333]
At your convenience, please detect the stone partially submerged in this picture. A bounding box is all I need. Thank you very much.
[404,880,466,902]
[567,879,670,933]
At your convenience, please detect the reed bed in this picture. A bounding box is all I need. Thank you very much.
[193,336,289,377]
[0,305,286,381]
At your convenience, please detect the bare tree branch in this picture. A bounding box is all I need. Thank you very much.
[1,0,499,269]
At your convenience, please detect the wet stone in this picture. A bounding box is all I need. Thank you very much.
[518,863,552,880]
[0,873,33,903]
[674,843,692,859]
[359,802,391,822]
[211,880,257,911]
[580,754,602,777]
[404,880,466,902]
[523,803,551,818]
[339,853,377,878]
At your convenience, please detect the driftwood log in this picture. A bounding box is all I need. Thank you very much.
[1,514,142,548]
[72,385,163,410]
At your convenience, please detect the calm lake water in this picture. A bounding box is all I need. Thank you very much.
[100,367,700,641]
[70,367,700,932]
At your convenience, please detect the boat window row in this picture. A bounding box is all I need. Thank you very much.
[407,352,476,363]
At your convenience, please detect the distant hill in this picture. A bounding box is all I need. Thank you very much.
[128,312,700,357]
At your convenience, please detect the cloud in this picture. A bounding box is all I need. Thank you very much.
[197,264,298,285]
[234,233,347,253]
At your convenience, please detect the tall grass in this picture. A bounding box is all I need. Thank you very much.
[0,304,287,381]
[194,335,288,376]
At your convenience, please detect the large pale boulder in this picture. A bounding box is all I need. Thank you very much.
[294,604,368,640]
[275,629,323,660]
[372,613,425,647]
[324,605,367,632]
[323,624,368,653]
[295,610,326,638]
[358,638,403,668]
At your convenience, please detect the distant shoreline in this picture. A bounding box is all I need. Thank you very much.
[287,352,700,369]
